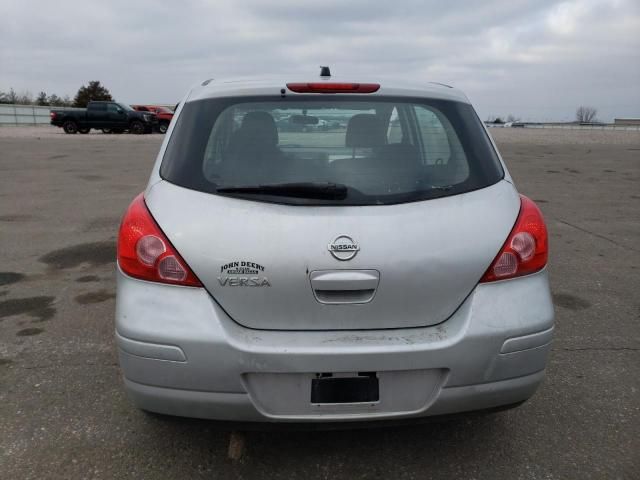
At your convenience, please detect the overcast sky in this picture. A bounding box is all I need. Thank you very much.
[1,0,638,121]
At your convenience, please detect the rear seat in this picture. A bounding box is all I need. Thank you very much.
[335,113,422,172]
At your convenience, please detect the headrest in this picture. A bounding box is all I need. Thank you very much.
[345,114,386,148]
[239,111,278,146]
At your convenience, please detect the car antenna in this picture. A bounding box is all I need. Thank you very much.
[320,66,331,78]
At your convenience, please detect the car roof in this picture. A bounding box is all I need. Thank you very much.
[186,76,470,104]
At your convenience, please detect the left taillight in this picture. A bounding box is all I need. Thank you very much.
[50,112,56,120]
[480,195,548,282]
[117,193,202,287]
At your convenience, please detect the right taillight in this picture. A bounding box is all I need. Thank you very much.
[480,195,548,282]
[117,193,202,287]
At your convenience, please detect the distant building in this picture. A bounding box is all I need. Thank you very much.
[614,118,640,126]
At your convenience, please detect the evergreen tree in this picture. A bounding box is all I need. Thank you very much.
[72,81,113,107]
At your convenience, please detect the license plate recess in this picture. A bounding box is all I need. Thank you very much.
[311,372,379,404]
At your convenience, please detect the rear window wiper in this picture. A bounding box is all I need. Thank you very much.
[216,182,349,200]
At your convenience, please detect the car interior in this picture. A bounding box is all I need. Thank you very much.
[202,101,470,195]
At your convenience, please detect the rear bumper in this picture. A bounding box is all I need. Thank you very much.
[123,371,545,422]
[115,268,554,422]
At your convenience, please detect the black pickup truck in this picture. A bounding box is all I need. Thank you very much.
[50,101,158,134]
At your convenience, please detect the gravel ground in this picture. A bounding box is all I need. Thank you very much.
[0,126,639,479]
[1,125,640,144]
[489,127,640,145]
[0,126,150,139]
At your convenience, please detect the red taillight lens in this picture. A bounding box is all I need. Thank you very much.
[117,194,202,287]
[480,195,548,282]
[50,112,56,119]
[286,82,380,94]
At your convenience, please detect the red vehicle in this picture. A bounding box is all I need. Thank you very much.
[131,105,174,133]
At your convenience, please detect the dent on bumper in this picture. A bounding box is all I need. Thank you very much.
[115,268,554,421]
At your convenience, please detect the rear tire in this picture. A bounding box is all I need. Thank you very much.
[102,128,112,134]
[112,128,124,134]
[129,120,144,135]
[63,120,78,134]
[79,127,90,134]
[158,122,169,134]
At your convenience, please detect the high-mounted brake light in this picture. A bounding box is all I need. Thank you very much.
[480,195,548,282]
[286,83,380,94]
[117,194,202,287]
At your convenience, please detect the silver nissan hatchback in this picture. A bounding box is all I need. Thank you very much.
[116,72,554,423]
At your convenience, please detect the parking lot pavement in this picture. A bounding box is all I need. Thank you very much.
[0,126,638,479]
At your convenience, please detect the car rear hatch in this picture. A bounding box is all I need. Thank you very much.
[146,179,519,330]
[148,87,518,330]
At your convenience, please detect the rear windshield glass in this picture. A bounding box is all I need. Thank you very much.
[160,96,503,205]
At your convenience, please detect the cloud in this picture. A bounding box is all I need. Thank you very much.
[0,0,638,120]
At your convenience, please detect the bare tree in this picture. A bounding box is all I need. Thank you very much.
[18,90,33,104]
[48,94,62,106]
[36,91,49,106]
[0,87,72,105]
[506,114,520,123]
[576,106,597,123]
[7,88,18,104]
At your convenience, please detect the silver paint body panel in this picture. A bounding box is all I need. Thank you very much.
[116,267,554,421]
[145,179,520,330]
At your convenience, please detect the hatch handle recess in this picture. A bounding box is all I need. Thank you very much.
[309,270,380,304]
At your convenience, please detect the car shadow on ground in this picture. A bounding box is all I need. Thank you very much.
[136,408,516,472]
